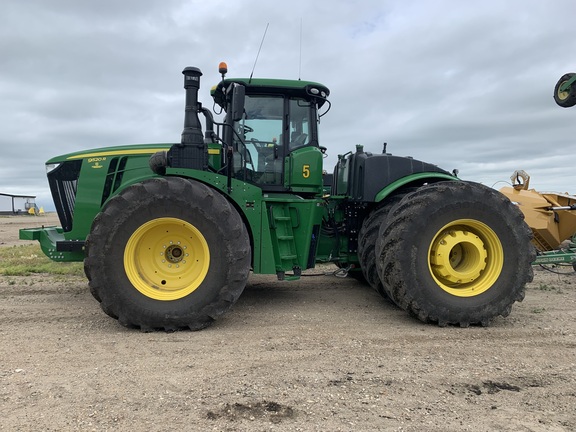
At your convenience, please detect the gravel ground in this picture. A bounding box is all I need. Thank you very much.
[0,214,575,431]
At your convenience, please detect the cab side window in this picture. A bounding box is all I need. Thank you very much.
[289,99,311,150]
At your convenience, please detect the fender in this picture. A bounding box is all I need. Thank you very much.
[374,172,457,202]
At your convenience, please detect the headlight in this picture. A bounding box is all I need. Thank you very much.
[46,163,61,174]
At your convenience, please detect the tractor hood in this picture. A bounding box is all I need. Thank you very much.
[45,143,174,165]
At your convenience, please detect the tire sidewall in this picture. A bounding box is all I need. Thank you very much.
[410,200,521,310]
[89,177,250,328]
[384,182,531,322]
[105,201,229,314]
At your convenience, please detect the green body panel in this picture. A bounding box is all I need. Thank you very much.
[373,172,457,202]
[262,194,324,274]
[285,146,324,194]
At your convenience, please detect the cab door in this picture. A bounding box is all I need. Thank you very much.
[234,95,322,194]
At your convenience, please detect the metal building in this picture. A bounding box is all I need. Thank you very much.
[0,193,37,215]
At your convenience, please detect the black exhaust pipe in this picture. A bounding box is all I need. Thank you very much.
[165,66,207,170]
[180,66,203,147]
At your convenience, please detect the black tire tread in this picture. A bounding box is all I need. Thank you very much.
[376,181,535,326]
[357,191,413,298]
[84,177,250,331]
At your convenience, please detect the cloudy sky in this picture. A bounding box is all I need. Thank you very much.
[2,0,576,210]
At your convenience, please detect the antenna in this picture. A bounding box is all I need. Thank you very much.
[298,18,303,80]
[249,23,269,83]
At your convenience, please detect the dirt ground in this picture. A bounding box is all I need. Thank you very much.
[0,214,575,431]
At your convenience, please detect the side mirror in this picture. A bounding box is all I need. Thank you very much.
[228,83,245,122]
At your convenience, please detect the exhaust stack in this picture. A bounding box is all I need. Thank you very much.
[167,66,207,170]
[181,66,203,147]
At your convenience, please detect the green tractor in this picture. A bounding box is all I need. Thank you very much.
[20,64,535,331]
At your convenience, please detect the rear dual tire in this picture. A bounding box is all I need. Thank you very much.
[376,181,535,326]
[358,191,411,299]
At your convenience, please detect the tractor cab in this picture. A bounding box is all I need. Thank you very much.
[211,76,330,195]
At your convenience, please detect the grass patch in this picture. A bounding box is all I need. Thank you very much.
[536,283,564,294]
[0,244,84,276]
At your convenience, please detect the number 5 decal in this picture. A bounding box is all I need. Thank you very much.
[302,164,310,178]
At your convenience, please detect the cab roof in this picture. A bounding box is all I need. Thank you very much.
[211,78,330,108]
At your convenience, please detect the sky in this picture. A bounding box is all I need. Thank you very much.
[1,0,576,210]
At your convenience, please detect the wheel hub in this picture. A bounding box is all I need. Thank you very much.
[427,219,503,297]
[430,229,488,284]
[558,85,569,101]
[164,243,186,264]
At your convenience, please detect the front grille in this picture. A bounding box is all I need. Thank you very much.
[48,160,82,232]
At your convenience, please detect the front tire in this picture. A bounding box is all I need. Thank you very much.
[376,181,535,326]
[84,177,251,331]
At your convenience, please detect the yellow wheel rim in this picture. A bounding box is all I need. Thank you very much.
[124,217,210,301]
[428,219,503,297]
[558,81,570,101]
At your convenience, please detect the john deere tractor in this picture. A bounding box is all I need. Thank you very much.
[20,64,535,330]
